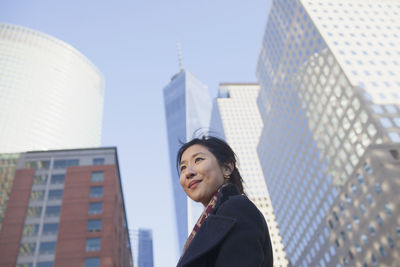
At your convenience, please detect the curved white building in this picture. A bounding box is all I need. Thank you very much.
[0,23,104,153]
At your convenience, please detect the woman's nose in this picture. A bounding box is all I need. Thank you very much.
[185,166,196,179]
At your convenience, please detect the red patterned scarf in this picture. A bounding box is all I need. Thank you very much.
[179,184,227,260]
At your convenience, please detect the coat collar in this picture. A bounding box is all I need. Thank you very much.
[213,183,241,212]
[177,183,241,267]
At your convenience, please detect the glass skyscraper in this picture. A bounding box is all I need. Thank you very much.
[256,0,400,266]
[163,70,211,253]
[134,228,154,267]
[0,23,104,153]
[210,83,288,266]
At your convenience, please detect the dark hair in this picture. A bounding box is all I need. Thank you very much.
[176,136,244,194]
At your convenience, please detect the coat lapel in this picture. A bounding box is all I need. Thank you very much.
[178,214,236,267]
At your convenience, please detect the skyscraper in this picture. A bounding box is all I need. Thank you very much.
[0,23,104,153]
[0,147,132,267]
[326,144,400,266]
[163,68,212,252]
[256,0,400,266]
[134,228,154,267]
[210,83,288,266]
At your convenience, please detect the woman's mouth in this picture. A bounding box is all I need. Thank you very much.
[189,180,201,189]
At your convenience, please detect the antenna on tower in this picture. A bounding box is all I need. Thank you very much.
[177,40,184,72]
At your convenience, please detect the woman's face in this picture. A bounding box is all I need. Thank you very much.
[179,144,231,206]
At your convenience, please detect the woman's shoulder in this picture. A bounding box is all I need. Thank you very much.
[216,194,267,228]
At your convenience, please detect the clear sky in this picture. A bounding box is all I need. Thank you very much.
[1,0,271,266]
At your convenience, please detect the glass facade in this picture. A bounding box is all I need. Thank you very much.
[0,23,104,153]
[136,228,154,267]
[163,70,211,252]
[256,0,400,266]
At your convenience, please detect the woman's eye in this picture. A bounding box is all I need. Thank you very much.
[195,157,203,163]
[180,166,186,172]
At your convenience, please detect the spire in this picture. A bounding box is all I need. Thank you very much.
[177,40,184,72]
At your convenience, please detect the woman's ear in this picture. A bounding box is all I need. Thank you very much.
[223,162,234,176]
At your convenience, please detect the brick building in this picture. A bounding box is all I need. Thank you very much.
[0,147,132,267]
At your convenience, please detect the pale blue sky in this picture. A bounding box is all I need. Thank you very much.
[0,0,271,266]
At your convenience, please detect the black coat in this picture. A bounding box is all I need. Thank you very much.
[177,184,273,267]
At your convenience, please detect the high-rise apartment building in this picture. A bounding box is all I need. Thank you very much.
[163,69,212,252]
[210,83,288,266]
[0,23,104,153]
[256,0,400,266]
[0,147,132,267]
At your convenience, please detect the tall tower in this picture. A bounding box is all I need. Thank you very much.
[256,0,400,266]
[0,147,133,267]
[163,48,212,253]
[133,228,154,267]
[0,23,104,153]
[210,83,289,266]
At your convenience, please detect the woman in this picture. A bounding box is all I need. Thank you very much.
[176,136,273,267]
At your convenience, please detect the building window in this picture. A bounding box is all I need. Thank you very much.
[91,172,104,182]
[27,207,42,217]
[50,174,65,184]
[366,194,373,204]
[340,231,346,241]
[387,236,394,248]
[33,174,48,185]
[19,242,36,256]
[53,159,79,169]
[48,189,63,200]
[379,245,386,257]
[355,242,361,252]
[45,206,61,217]
[374,183,382,194]
[353,215,360,224]
[361,234,368,245]
[30,190,45,201]
[348,250,354,260]
[356,173,364,184]
[369,224,376,235]
[377,214,384,226]
[86,238,101,251]
[93,158,105,165]
[364,162,372,174]
[371,254,378,265]
[360,204,366,215]
[88,202,103,215]
[87,219,102,232]
[42,223,58,235]
[36,262,53,267]
[84,257,100,267]
[384,204,392,215]
[90,186,103,198]
[23,224,39,236]
[25,160,50,169]
[39,241,56,255]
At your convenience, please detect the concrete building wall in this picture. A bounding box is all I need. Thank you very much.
[323,145,400,267]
